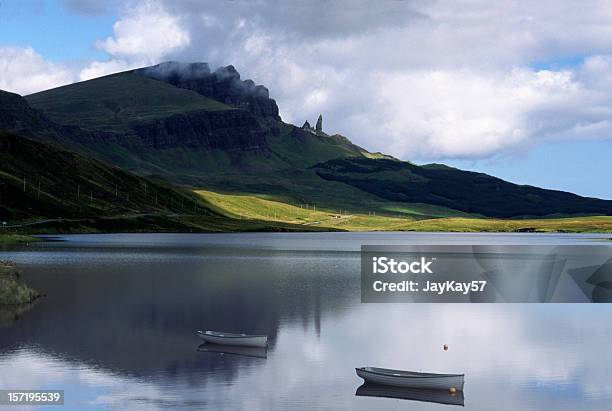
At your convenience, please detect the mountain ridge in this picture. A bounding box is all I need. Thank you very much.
[0,61,609,222]
[135,62,281,120]
[23,69,369,178]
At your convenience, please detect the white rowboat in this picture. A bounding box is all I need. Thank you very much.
[196,331,268,348]
[356,367,464,391]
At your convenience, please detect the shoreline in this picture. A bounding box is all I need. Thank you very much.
[1,214,612,240]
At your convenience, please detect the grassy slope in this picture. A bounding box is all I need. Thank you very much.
[196,189,612,232]
[197,169,471,219]
[265,122,366,167]
[26,72,231,133]
[0,131,208,220]
[0,131,269,233]
[0,132,338,233]
[196,188,411,230]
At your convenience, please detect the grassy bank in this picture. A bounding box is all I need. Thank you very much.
[195,189,612,233]
[394,216,612,233]
[0,234,40,244]
[0,261,40,305]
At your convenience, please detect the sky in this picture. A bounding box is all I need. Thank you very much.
[0,0,611,199]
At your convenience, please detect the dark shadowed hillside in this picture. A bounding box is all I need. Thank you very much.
[0,131,210,225]
[313,158,612,217]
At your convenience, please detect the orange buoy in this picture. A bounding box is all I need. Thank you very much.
[443,344,448,351]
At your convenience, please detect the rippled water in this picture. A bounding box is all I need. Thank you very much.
[1,233,611,410]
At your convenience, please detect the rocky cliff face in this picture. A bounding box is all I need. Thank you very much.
[137,62,281,120]
[132,109,268,151]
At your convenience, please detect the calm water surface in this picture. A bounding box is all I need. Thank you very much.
[1,232,611,410]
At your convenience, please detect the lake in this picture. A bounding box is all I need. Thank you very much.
[1,232,611,410]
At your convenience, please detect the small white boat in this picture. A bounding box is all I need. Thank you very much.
[356,367,464,391]
[196,330,268,348]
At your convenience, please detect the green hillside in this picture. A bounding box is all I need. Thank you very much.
[313,158,612,218]
[23,71,369,180]
[0,130,207,219]
[266,122,367,167]
[196,167,471,220]
[0,131,343,233]
[26,72,231,133]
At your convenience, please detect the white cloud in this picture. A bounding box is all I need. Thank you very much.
[95,1,189,61]
[79,1,190,82]
[361,68,591,158]
[0,47,73,95]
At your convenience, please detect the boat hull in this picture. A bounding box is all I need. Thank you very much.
[197,331,267,348]
[356,367,464,391]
